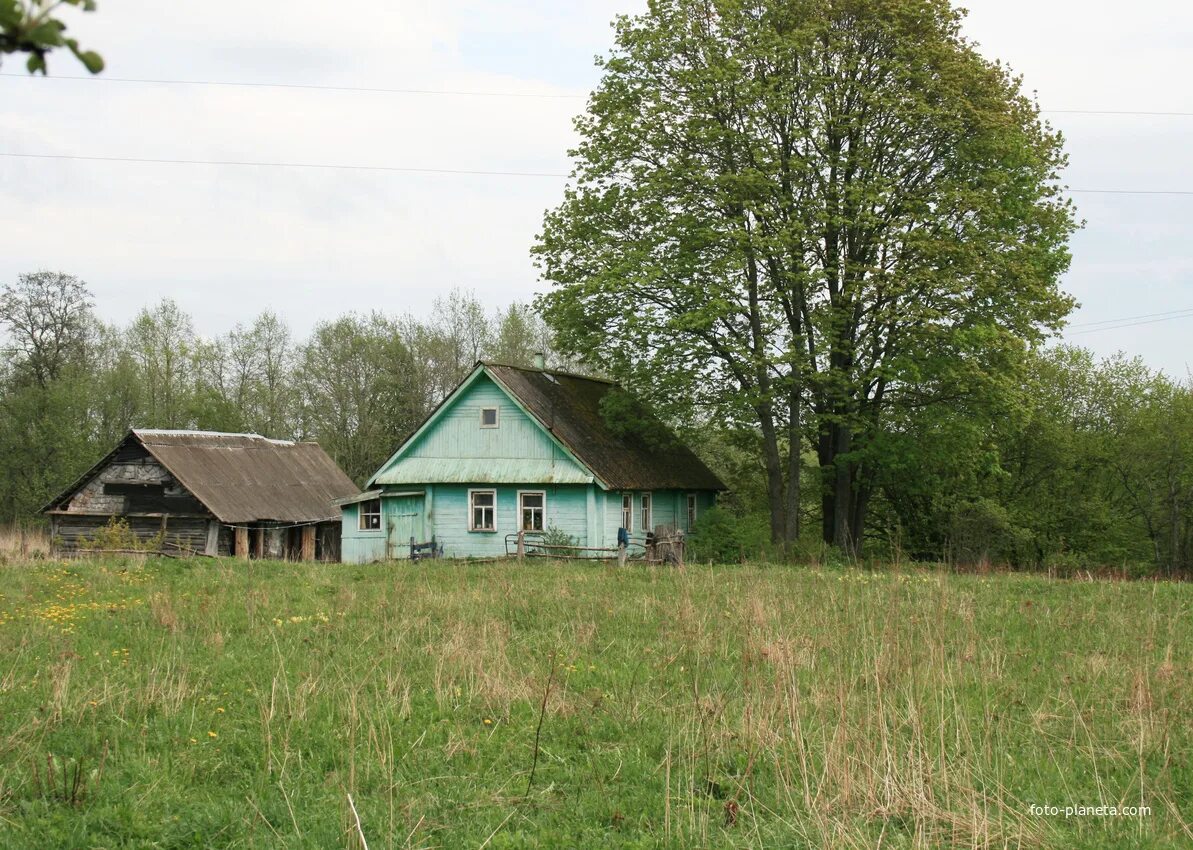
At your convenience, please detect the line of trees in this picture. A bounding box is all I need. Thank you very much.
[689,343,1193,576]
[0,271,560,521]
[3,270,1191,576]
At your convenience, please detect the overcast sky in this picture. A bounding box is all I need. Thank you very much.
[2,1,1191,375]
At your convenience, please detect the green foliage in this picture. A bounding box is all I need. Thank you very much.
[539,524,576,557]
[597,388,677,450]
[0,0,102,74]
[947,499,1035,568]
[77,517,162,552]
[535,0,1077,550]
[0,558,1189,847]
[0,275,574,520]
[297,313,426,486]
[686,505,770,563]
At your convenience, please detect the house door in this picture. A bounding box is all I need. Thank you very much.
[385,494,426,559]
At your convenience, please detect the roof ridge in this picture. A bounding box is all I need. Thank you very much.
[481,361,616,385]
[133,428,296,446]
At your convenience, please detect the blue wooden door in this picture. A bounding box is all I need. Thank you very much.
[385,494,425,559]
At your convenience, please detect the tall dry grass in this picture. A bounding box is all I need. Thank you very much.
[0,524,49,560]
[0,558,1187,848]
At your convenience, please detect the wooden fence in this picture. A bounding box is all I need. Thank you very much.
[504,530,685,566]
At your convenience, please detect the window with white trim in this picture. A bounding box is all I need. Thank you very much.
[519,491,545,532]
[480,407,499,428]
[622,493,632,531]
[359,498,381,531]
[641,493,652,534]
[686,494,698,530]
[469,490,496,531]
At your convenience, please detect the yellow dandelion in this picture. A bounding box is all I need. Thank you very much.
[483,718,492,725]
[208,731,218,739]
[216,707,225,713]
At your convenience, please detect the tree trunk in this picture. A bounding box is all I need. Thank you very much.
[831,425,853,552]
[849,474,872,558]
[757,404,787,545]
[784,388,801,550]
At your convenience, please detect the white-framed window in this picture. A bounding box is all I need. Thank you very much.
[469,489,496,532]
[480,407,499,428]
[686,493,698,530]
[622,493,633,531]
[641,493,652,534]
[359,498,381,531]
[519,491,545,532]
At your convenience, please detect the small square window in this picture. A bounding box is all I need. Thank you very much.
[480,407,499,428]
[359,498,381,531]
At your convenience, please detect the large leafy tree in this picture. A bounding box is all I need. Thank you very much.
[535,0,1076,551]
[297,314,426,486]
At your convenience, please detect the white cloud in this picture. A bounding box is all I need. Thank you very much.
[2,0,1191,374]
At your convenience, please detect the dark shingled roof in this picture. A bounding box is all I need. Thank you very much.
[484,364,725,491]
[44,430,359,523]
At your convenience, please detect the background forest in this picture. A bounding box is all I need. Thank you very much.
[3,271,1192,577]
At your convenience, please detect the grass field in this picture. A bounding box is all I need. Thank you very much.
[0,557,1189,849]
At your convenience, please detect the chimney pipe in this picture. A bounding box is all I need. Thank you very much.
[532,352,546,370]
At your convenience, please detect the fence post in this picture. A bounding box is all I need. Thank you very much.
[410,536,416,560]
[617,542,627,567]
[517,530,525,562]
[676,531,685,568]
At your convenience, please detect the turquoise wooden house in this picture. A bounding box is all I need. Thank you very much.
[337,360,724,562]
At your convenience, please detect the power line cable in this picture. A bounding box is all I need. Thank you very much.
[5,73,1193,117]
[1065,313,1193,335]
[1068,307,1193,328]
[0,151,570,178]
[1045,109,1193,117]
[1068,189,1193,196]
[5,152,1193,195]
[0,72,584,100]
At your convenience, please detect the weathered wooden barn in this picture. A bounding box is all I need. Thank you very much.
[43,430,359,560]
[338,361,725,562]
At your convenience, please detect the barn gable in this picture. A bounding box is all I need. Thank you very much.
[43,429,360,559]
[45,433,207,517]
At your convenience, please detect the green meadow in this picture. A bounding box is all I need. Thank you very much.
[0,557,1189,849]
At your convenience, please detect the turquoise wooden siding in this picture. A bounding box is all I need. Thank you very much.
[341,493,426,563]
[428,484,590,558]
[373,375,592,486]
[601,489,716,539]
[343,486,718,562]
[340,368,721,562]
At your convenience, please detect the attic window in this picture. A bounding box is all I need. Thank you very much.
[480,407,499,428]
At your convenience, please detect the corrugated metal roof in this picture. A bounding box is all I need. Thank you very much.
[484,364,726,491]
[43,430,360,523]
[373,456,594,486]
[132,430,360,523]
